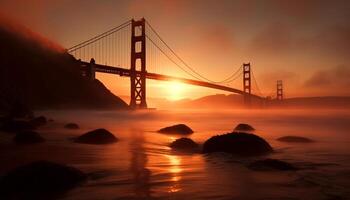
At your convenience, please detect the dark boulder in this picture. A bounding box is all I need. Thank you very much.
[0,119,35,133]
[202,132,273,156]
[29,116,47,127]
[0,160,86,199]
[158,124,194,135]
[170,138,198,150]
[277,136,314,143]
[248,159,298,171]
[234,123,255,131]
[64,123,79,129]
[14,131,45,144]
[74,128,118,144]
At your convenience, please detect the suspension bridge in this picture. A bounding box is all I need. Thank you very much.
[67,18,282,109]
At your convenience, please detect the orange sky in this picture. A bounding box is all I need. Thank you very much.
[1,0,350,100]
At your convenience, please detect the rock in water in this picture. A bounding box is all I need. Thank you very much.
[277,136,313,143]
[0,160,86,199]
[234,123,255,131]
[248,159,298,171]
[29,116,47,127]
[64,123,79,129]
[202,132,273,156]
[170,138,198,150]
[74,128,118,144]
[158,124,194,135]
[14,131,45,144]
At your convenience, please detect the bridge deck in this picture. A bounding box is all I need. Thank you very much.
[79,61,262,99]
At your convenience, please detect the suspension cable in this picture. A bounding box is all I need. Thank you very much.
[217,66,243,83]
[251,70,263,96]
[145,20,242,84]
[145,34,204,80]
[68,20,131,53]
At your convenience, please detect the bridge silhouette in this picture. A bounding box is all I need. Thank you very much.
[68,18,282,109]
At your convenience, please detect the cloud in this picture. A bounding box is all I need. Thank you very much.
[269,0,323,20]
[0,0,48,26]
[191,24,235,53]
[304,26,350,58]
[259,70,298,93]
[247,22,350,62]
[0,14,64,52]
[304,65,350,94]
[261,70,297,82]
[126,0,188,19]
[248,22,294,56]
[175,23,237,78]
[304,71,331,87]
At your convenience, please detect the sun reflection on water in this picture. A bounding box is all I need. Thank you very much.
[165,154,182,193]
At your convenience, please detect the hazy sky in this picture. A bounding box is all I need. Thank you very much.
[1,0,350,100]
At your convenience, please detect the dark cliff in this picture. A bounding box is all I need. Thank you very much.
[0,18,128,111]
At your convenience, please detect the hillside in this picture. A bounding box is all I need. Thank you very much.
[151,94,350,110]
[271,96,350,109]
[0,18,128,112]
[144,94,245,109]
[174,94,244,108]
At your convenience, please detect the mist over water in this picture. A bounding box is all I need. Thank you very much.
[1,108,349,199]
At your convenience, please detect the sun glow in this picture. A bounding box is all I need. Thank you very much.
[167,81,186,101]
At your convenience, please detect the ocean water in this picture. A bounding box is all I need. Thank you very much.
[0,109,349,200]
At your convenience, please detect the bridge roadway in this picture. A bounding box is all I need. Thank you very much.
[79,61,263,99]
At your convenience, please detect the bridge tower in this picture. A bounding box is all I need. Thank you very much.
[130,18,147,109]
[277,80,283,100]
[87,58,96,81]
[243,63,251,106]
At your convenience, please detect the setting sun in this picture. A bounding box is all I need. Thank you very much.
[167,81,186,101]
